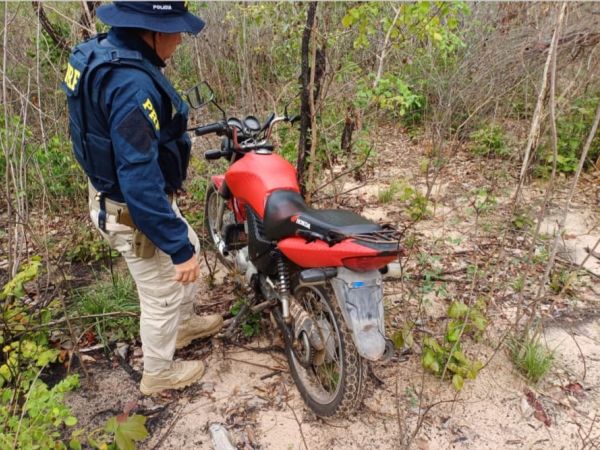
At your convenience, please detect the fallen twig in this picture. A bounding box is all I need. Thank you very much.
[224,357,287,373]
[282,382,309,450]
[556,256,600,280]
[15,311,139,334]
[150,404,184,450]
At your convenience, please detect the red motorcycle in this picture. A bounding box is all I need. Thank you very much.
[188,83,402,417]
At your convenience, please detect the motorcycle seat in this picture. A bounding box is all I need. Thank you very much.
[263,189,381,241]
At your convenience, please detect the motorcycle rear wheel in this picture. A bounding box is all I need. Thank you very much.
[286,284,366,417]
[204,183,236,269]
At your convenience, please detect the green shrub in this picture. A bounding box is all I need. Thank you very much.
[0,374,80,450]
[355,73,424,119]
[67,227,118,264]
[549,268,577,295]
[0,113,84,207]
[74,274,140,342]
[421,300,486,390]
[34,135,86,203]
[0,258,80,449]
[469,124,511,158]
[543,95,600,173]
[508,335,554,383]
[378,181,401,204]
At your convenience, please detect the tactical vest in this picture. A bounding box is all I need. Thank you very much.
[62,33,191,197]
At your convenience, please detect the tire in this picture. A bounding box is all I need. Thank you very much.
[285,284,366,417]
[203,183,236,268]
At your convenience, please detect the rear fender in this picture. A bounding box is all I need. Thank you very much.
[330,267,385,361]
[277,237,382,268]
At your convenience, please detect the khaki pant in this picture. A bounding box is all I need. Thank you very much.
[89,191,200,374]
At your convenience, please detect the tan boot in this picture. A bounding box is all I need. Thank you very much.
[176,314,223,349]
[140,360,205,395]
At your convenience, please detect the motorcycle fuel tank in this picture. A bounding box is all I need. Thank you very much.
[225,152,300,217]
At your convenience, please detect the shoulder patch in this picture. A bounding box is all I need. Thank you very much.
[141,97,160,131]
[62,59,86,97]
[64,63,81,92]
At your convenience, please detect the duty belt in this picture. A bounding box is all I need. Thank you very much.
[88,183,173,232]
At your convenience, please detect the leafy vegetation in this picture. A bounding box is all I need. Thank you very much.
[74,273,140,343]
[508,335,554,384]
[540,94,600,174]
[355,74,424,119]
[67,227,118,264]
[230,299,261,338]
[0,259,80,449]
[421,300,487,391]
[75,412,148,450]
[469,124,512,158]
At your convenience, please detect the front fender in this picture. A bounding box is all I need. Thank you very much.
[211,174,225,190]
[330,267,386,361]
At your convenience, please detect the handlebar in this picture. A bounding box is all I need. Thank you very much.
[204,149,225,160]
[240,143,274,151]
[196,113,297,162]
[204,143,274,161]
[194,122,226,136]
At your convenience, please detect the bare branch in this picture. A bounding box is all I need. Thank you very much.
[31,1,70,52]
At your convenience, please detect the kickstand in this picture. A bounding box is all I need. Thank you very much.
[222,302,251,340]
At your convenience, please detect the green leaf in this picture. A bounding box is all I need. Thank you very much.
[341,14,353,27]
[104,416,118,434]
[65,416,78,426]
[452,374,464,391]
[469,310,487,331]
[422,337,443,354]
[36,349,58,367]
[445,320,462,342]
[448,301,469,319]
[468,361,484,379]
[422,349,435,368]
[106,414,148,450]
[391,330,404,350]
[451,350,469,365]
[447,362,469,377]
[1,257,41,300]
[40,309,52,325]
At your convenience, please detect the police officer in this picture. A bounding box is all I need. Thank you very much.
[63,1,223,395]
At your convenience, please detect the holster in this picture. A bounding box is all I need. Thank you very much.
[133,229,156,258]
[89,183,161,259]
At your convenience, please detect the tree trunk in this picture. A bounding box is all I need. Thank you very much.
[296,2,318,196]
[340,105,362,156]
[31,1,70,52]
[516,3,566,195]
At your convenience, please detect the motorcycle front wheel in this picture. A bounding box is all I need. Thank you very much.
[204,183,236,268]
[286,284,366,417]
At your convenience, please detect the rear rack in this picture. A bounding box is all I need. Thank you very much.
[348,226,403,245]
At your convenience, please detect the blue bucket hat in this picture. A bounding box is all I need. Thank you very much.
[97,1,205,35]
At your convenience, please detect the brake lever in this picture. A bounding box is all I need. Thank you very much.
[287,115,300,125]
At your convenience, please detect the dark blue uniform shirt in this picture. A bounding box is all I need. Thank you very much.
[91,28,194,265]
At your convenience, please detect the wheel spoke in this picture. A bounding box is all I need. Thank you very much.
[290,286,344,402]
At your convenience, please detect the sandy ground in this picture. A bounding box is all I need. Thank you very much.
[66,314,600,449]
[66,125,600,449]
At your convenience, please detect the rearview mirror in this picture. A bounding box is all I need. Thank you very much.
[185,81,215,109]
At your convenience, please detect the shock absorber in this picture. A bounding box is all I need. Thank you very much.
[276,254,291,322]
